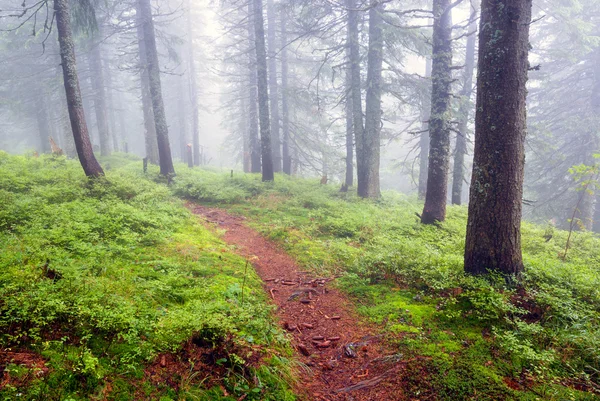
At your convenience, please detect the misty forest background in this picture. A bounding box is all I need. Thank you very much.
[1,0,598,232]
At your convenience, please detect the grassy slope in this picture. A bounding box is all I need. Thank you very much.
[0,153,295,401]
[173,166,600,401]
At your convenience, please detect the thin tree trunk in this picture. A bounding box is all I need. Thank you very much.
[103,55,120,152]
[451,15,477,205]
[344,71,354,188]
[267,0,282,172]
[247,1,261,173]
[187,0,201,166]
[241,94,251,173]
[89,35,111,157]
[136,7,159,164]
[178,72,188,161]
[464,0,533,276]
[360,0,383,199]
[138,0,175,177]
[348,0,364,193]
[54,0,103,177]
[418,58,432,200]
[253,0,274,181]
[421,0,453,223]
[36,93,51,153]
[281,8,291,175]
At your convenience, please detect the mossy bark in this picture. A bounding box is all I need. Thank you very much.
[464,0,533,276]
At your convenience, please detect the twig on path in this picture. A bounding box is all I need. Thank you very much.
[333,374,387,393]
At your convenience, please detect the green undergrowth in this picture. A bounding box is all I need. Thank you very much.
[0,152,295,401]
[174,166,600,400]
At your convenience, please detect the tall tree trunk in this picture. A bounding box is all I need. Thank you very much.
[241,94,251,173]
[344,71,354,188]
[451,15,478,205]
[247,1,262,173]
[136,6,159,164]
[103,55,120,152]
[187,0,201,166]
[253,0,275,181]
[360,0,383,199]
[267,0,282,172]
[89,35,111,157]
[418,58,432,199]
[178,72,188,161]
[137,0,175,176]
[36,93,51,153]
[464,0,533,276]
[54,0,104,177]
[421,0,453,223]
[281,8,292,175]
[348,0,364,193]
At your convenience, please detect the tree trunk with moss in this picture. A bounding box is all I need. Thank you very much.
[54,0,104,177]
[421,0,453,223]
[464,0,533,276]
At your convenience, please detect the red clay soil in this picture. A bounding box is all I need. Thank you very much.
[189,204,413,401]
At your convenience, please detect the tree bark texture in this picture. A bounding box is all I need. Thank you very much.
[253,0,275,181]
[136,6,159,164]
[281,8,292,175]
[464,0,533,276]
[54,0,104,177]
[418,58,432,200]
[451,15,477,205]
[138,0,175,177]
[248,1,262,173]
[348,0,365,193]
[421,0,453,223]
[89,35,111,157]
[187,0,201,166]
[360,0,383,199]
[267,0,282,172]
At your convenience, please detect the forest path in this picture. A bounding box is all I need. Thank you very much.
[189,204,408,401]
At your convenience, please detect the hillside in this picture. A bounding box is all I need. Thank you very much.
[1,153,600,400]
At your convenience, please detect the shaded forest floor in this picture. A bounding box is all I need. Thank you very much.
[2,153,600,400]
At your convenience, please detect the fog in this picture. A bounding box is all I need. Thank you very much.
[0,0,598,230]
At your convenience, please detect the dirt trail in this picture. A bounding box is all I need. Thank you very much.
[190,204,408,401]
